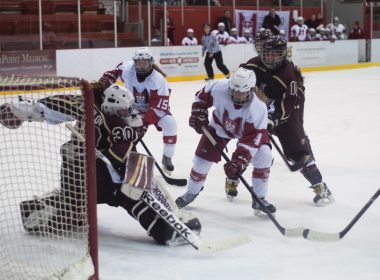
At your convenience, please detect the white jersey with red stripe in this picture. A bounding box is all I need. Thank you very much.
[195,79,269,153]
[118,60,171,125]
[182,36,198,46]
[290,24,308,41]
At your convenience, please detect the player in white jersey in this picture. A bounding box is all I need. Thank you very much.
[327,16,346,40]
[98,47,178,173]
[290,17,308,41]
[181,28,198,45]
[239,29,253,44]
[175,68,275,215]
[227,28,240,44]
[212,22,230,45]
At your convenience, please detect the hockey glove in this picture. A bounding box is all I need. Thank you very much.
[98,70,120,89]
[189,107,209,134]
[135,124,148,140]
[224,146,252,180]
[267,113,280,132]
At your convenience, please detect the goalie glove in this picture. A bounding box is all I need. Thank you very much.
[224,146,252,180]
[189,103,209,134]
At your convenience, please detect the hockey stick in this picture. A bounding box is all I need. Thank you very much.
[201,126,304,238]
[269,134,305,172]
[303,188,380,242]
[139,139,187,187]
[66,124,250,251]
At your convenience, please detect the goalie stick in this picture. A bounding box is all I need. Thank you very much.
[66,124,250,251]
[303,187,380,242]
[139,139,187,187]
[201,126,304,238]
[269,134,305,172]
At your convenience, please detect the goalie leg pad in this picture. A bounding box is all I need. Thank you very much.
[121,152,154,200]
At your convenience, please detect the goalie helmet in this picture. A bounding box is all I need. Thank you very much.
[260,35,287,70]
[254,29,273,55]
[101,84,135,118]
[228,67,256,106]
[133,47,154,77]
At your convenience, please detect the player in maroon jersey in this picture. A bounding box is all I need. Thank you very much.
[240,35,334,206]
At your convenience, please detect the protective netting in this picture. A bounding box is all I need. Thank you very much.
[0,76,94,280]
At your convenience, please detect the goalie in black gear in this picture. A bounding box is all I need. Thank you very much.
[1,83,201,246]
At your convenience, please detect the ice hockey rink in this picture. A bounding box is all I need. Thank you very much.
[97,66,380,280]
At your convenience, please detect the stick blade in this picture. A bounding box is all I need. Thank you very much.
[284,227,305,237]
[303,229,341,242]
[197,234,251,252]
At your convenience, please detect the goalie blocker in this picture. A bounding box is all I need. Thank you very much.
[20,151,201,246]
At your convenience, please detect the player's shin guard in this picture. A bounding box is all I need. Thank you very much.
[162,136,176,173]
[251,167,276,216]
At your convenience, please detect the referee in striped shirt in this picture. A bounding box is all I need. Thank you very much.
[201,23,230,81]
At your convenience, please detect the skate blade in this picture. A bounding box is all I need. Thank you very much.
[253,209,276,218]
[226,194,236,202]
[314,196,335,207]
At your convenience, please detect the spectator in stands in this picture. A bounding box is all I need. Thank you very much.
[217,10,233,34]
[262,8,281,35]
[151,28,162,44]
[182,28,198,45]
[43,22,58,49]
[316,13,324,26]
[290,17,308,41]
[166,10,175,45]
[349,21,364,39]
[240,29,253,44]
[305,14,319,30]
[212,22,230,45]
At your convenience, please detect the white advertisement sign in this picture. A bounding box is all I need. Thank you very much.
[371,39,380,62]
[56,41,360,81]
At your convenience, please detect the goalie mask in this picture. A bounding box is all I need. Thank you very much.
[133,47,154,78]
[254,29,273,55]
[228,68,256,106]
[101,84,142,127]
[260,35,287,70]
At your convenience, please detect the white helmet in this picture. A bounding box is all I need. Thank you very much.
[101,84,143,127]
[132,47,154,77]
[228,68,256,105]
[101,84,135,118]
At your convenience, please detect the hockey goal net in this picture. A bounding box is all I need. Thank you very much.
[0,76,98,280]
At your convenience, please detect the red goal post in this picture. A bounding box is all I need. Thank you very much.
[0,76,98,280]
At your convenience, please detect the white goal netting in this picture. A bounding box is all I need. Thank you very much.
[0,76,96,280]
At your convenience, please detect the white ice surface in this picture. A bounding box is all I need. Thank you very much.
[98,67,380,280]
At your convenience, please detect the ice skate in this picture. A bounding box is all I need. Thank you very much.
[252,196,276,217]
[311,182,334,207]
[175,191,200,209]
[162,155,174,175]
[225,178,239,202]
[166,217,202,247]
